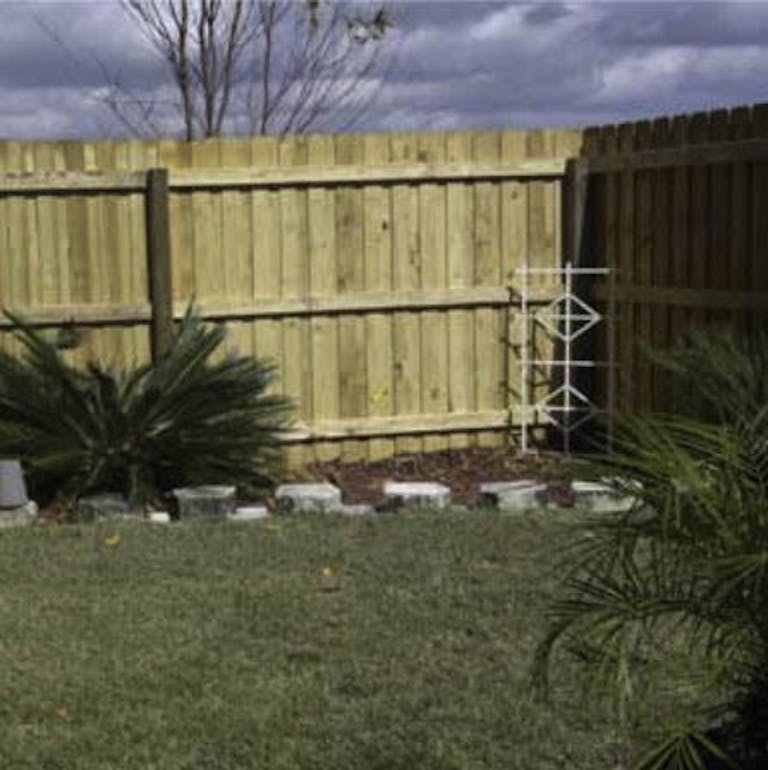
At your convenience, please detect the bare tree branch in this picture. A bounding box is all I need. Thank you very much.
[44,0,393,140]
[247,1,391,136]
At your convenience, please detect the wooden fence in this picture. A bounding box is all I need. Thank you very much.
[574,102,768,415]
[8,104,765,464]
[0,129,582,465]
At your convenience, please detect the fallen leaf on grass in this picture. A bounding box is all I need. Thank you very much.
[53,707,69,720]
[319,566,341,593]
[103,534,121,548]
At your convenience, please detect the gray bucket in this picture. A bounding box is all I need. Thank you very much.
[0,460,29,509]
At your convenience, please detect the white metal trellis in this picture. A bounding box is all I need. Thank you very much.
[516,261,614,455]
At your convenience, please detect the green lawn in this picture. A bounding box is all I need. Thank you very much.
[0,510,696,769]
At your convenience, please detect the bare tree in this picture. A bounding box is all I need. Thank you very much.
[109,0,391,139]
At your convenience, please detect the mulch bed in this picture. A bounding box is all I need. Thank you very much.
[37,448,579,521]
[297,446,578,507]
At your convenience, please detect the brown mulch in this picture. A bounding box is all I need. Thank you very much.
[296,446,578,507]
[36,448,579,521]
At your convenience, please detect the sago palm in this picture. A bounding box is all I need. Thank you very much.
[535,329,768,770]
[0,306,294,509]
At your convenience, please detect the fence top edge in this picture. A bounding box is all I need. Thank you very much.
[167,159,567,190]
[0,158,568,194]
[578,135,768,172]
[0,169,146,194]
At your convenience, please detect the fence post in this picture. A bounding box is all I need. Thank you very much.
[563,157,590,266]
[562,157,600,446]
[145,168,174,361]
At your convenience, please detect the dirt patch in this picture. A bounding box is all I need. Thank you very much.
[295,447,576,507]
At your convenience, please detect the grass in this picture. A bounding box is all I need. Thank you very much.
[0,509,705,769]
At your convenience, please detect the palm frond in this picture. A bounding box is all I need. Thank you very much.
[635,728,737,770]
[537,328,768,768]
[0,305,294,506]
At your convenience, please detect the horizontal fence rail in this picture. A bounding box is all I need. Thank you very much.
[593,284,768,312]
[0,286,563,328]
[0,170,147,194]
[284,409,520,443]
[170,158,567,189]
[579,136,768,174]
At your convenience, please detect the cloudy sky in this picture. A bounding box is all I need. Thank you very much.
[0,0,766,139]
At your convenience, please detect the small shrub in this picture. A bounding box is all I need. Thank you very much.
[0,305,293,508]
[535,329,768,770]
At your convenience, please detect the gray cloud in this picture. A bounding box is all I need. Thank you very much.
[0,1,765,139]
[522,2,572,27]
[0,2,163,90]
[364,1,768,130]
[592,2,768,47]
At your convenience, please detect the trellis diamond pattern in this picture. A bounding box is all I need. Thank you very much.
[535,294,601,341]
[515,261,614,454]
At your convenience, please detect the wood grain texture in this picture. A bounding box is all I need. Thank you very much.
[0,127,581,467]
[363,134,395,460]
[307,134,340,462]
[634,120,654,412]
[168,158,565,188]
[752,105,768,296]
[582,136,768,173]
[650,117,672,407]
[8,109,768,459]
[334,133,369,462]
[582,103,768,415]
[390,132,424,455]
[670,114,691,378]
[617,123,636,413]
[472,132,504,448]
[278,136,313,467]
[501,132,529,447]
[126,140,153,363]
[418,132,450,453]
[0,288,524,329]
[445,132,475,450]
[525,130,558,434]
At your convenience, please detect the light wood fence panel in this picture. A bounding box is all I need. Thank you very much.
[0,140,151,367]
[0,128,577,466]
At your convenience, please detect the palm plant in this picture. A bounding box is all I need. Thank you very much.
[0,306,293,510]
[534,329,768,770]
